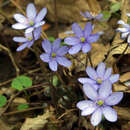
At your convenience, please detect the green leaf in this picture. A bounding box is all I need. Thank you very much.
[53,75,59,87]
[0,95,7,107]
[110,2,121,13]
[102,11,111,20]
[48,37,55,43]
[17,104,29,110]
[61,42,68,46]
[11,76,32,91]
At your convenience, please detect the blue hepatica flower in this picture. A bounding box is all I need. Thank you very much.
[12,3,47,34]
[77,80,123,126]
[64,22,100,54]
[78,62,119,90]
[80,11,103,21]
[13,32,34,51]
[116,20,130,45]
[40,39,72,71]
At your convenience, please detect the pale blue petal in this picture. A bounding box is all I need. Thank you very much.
[33,27,42,40]
[26,3,37,19]
[104,68,112,80]
[109,74,119,83]
[56,57,71,67]
[81,105,97,116]
[27,40,34,48]
[16,43,27,51]
[34,21,45,28]
[88,34,99,43]
[13,13,27,23]
[49,60,58,71]
[105,92,123,106]
[56,46,69,56]
[91,108,102,126]
[12,23,28,29]
[25,27,34,34]
[42,39,52,53]
[40,53,50,62]
[76,100,94,110]
[68,44,81,54]
[36,8,47,22]
[78,78,96,84]
[52,38,61,51]
[95,14,103,20]
[96,62,106,79]
[64,37,80,45]
[83,83,98,100]
[84,22,92,37]
[82,43,91,53]
[13,37,27,42]
[99,80,112,98]
[103,106,117,122]
[72,23,83,37]
[86,67,98,80]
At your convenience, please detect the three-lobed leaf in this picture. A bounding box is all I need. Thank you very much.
[11,75,32,91]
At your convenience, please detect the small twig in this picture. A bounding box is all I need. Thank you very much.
[3,106,44,116]
[87,52,93,67]
[0,82,49,116]
[0,44,20,76]
[54,0,59,38]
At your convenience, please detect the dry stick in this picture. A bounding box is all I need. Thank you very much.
[87,52,93,67]
[54,0,59,38]
[3,106,44,116]
[0,82,49,116]
[0,44,20,76]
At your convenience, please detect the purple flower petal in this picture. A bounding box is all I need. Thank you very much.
[86,66,98,80]
[72,23,83,37]
[26,3,37,19]
[104,68,112,80]
[82,43,91,53]
[109,74,119,83]
[13,37,28,42]
[68,44,81,54]
[27,40,34,48]
[56,57,71,67]
[25,27,34,34]
[84,22,92,37]
[33,27,42,40]
[78,78,96,84]
[25,32,33,38]
[42,39,52,53]
[88,34,99,43]
[99,80,112,98]
[128,35,130,43]
[13,14,27,23]
[116,28,129,32]
[105,92,123,106]
[34,21,45,28]
[95,14,103,20]
[12,23,28,30]
[49,60,58,71]
[96,62,106,79]
[56,46,69,56]
[76,100,94,110]
[52,38,61,52]
[64,37,80,45]
[80,11,93,20]
[16,43,27,51]
[103,106,117,122]
[121,32,129,39]
[83,84,98,101]
[35,8,47,22]
[81,105,97,116]
[91,108,102,126]
[40,53,50,62]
